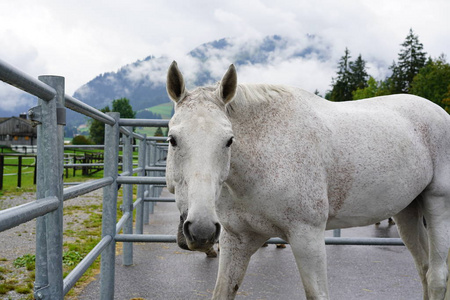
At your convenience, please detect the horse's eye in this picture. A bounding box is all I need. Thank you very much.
[226,137,234,148]
[167,136,177,147]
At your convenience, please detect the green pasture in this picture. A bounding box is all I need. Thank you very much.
[134,102,172,136]
[143,102,173,119]
[0,152,36,195]
[135,126,168,137]
[0,148,135,195]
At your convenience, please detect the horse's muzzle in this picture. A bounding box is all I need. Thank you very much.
[177,212,220,252]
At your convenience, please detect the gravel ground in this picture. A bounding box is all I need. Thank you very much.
[0,187,103,299]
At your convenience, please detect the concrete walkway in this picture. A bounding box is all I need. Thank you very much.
[78,191,423,300]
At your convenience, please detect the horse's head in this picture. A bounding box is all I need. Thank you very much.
[165,61,237,252]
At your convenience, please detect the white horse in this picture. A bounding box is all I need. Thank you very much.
[165,61,450,300]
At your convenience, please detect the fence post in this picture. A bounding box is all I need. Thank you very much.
[17,156,22,188]
[33,155,37,185]
[0,155,3,190]
[143,141,152,224]
[156,144,166,196]
[149,141,157,214]
[34,75,65,300]
[100,112,120,300]
[122,126,134,266]
[135,135,146,234]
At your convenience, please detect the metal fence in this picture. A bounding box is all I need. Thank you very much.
[0,57,404,299]
[0,58,173,299]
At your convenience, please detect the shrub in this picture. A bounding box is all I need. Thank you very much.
[72,135,94,145]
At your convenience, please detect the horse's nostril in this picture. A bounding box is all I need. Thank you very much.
[214,223,221,240]
[183,221,193,240]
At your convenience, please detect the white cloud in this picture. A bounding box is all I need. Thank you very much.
[237,57,334,95]
[0,0,448,104]
[127,35,337,96]
[0,84,36,113]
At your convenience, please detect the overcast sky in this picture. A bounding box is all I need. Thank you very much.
[1,0,449,104]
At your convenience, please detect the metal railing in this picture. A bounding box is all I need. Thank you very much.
[0,57,172,299]
[0,57,404,300]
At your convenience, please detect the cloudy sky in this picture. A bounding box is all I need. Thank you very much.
[1,0,449,111]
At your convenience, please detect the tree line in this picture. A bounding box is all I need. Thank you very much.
[324,28,450,113]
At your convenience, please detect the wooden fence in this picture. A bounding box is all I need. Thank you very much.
[0,153,37,189]
[0,149,107,189]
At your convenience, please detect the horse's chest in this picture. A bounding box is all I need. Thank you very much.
[219,181,328,237]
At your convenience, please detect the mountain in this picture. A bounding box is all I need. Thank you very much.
[0,35,333,129]
[67,34,331,127]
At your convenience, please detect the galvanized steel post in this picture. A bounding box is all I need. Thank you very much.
[157,144,167,195]
[143,141,152,224]
[149,141,157,214]
[122,126,134,266]
[34,75,65,300]
[135,135,147,234]
[155,145,161,197]
[100,112,120,300]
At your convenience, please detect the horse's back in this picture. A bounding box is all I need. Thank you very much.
[329,94,450,161]
[309,94,450,228]
[230,87,450,229]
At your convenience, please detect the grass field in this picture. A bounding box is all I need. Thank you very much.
[0,148,117,196]
[135,102,173,137]
[135,126,168,137]
[0,148,36,195]
[141,102,173,119]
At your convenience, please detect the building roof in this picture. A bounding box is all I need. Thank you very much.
[0,116,37,135]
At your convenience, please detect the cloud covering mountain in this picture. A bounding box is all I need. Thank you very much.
[0,34,389,126]
[73,35,336,113]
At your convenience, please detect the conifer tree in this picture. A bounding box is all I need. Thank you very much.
[329,48,353,101]
[329,49,369,101]
[389,28,427,93]
[349,54,369,91]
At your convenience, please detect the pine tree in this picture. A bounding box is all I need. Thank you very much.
[349,54,369,91]
[389,28,427,93]
[329,49,369,101]
[330,48,353,101]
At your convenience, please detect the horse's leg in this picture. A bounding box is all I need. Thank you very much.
[212,229,267,300]
[421,188,450,300]
[289,225,329,300]
[394,198,429,300]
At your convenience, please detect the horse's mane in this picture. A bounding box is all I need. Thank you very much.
[186,83,294,116]
[227,84,293,115]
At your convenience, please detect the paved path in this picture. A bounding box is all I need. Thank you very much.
[79,190,423,300]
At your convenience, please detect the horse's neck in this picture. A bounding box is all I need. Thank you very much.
[229,85,324,129]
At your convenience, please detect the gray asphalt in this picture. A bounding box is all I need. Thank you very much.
[78,190,423,300]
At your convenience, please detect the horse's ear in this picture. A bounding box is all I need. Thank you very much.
[166,61,186,103]
[219,64,237,105]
